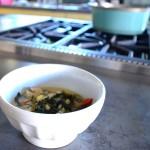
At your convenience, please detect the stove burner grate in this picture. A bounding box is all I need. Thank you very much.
[65,28,150,62]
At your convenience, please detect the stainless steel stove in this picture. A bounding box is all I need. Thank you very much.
[0,18,150,75]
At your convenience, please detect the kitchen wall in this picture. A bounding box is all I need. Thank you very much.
[124,0,150,6]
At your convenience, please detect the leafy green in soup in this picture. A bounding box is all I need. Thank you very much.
[13,87,93,114]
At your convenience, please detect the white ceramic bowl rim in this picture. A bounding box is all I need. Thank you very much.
[0,64,106,116]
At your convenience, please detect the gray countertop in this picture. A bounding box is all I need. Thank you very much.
[0,53,150,150]
[0,15,51,32]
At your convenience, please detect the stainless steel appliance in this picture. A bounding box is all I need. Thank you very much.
[0,18,149,75]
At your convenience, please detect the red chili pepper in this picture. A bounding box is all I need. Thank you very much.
[81,98,93,107]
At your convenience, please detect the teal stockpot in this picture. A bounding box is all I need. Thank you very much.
[91,2,150,35]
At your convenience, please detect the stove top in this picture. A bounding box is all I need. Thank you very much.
[64,27,150,64]
[0,19,87,45]
[0,18,150,75]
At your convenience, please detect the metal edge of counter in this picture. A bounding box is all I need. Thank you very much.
[0,40,150,77]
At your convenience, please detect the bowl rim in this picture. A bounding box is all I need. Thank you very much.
[0,64,106,116]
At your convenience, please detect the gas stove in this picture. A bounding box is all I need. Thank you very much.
[0,18,88,45]
[0,18,149,75]
[64,27,150,64]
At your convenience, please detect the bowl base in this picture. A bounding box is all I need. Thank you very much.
[23,133,77,148]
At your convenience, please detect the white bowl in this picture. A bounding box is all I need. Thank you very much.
[0,64,106,148]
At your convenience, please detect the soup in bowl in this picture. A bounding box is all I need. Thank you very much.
[0,64,106,148]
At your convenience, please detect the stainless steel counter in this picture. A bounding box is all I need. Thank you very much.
[0,53,150,150]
